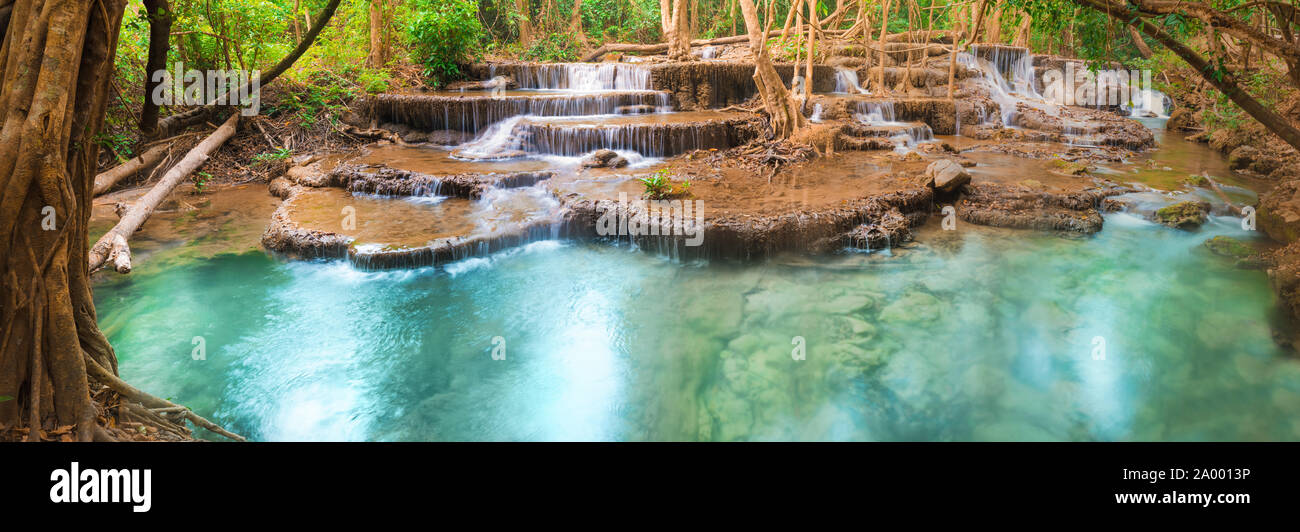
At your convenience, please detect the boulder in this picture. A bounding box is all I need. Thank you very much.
[921,159,971,193]
[1153,200,1210,229]
[1228,145,1260,170]
[580,149,620,168]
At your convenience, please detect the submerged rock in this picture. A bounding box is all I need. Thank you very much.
[1204,235,1254,259]
[1153,201,1210,229]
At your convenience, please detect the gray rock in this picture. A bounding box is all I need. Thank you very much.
[923,159,971,193]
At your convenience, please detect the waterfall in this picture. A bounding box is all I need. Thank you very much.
[697,46,719,60]
[834,69,870,95]
[1126,89,1171,118]
[810,103,824,124]
[510,63,653,91]
[855,101,898,124]
[960,46,1043,127]
[452,116,527,159]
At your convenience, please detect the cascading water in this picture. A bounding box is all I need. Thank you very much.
[853,101,934,153]
[957,45,1056,129]
[855,101,897,124]
[511,63,653,91]
[452,116,527,159]
[834,68,870,95]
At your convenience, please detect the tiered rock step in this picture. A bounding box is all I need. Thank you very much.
[266,181,564,270]
[810,96,967,135]
[516,111,763,157]
[468,62,842,110]
[327,164,552,199]
[363,90,672,132]
[837,120,936,151]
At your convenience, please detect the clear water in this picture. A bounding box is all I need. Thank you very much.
[94,212,1300,441]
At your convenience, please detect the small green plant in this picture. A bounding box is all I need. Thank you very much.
[192,171,212,194]
[0,395,13,403]
[253,147,293,165]
[639,168,691,200]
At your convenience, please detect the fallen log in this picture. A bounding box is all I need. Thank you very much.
[1203,171,1245,216]
[92,144,168,196]
[88,113,239,274]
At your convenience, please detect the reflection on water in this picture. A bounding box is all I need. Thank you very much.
[95,212,1300,441]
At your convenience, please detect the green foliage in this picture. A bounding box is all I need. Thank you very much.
[0,395,12,403]
[264,71,354,126]
[254,147,293,165]
[639,168,690,200]
[522,32,582,62]
[95,131,135,161]
[408,0,482,86]
[581,0,661,43]
[192,171,213,193]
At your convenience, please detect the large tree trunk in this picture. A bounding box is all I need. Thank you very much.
[516,0,533,44]
[140,0,171,137]
[0,0,128,442]
[367,0,387,68]
[740,0,803,138]
[661,0,692,61]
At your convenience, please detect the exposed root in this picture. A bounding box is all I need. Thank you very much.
[83,354,246,442]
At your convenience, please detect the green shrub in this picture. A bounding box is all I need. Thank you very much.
[409,0,482,86]
[521,32,582,62]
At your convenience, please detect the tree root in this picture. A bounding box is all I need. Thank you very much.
[83,354,246,442]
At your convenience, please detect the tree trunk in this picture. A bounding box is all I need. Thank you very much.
[661,0,691,61]
[875,0,894,92]
[516,0,533,44]
[89,113,240,274]
[1128,24,1152,58]
[1013,12,1031,48]
[367,0,386,68]
[740,0,803,138]
[569,0,585,41]
[0,0,128,442]
[805,0,817,98]
[140,0,171,137]
[293,0,302,42]
[985,4,1002,43]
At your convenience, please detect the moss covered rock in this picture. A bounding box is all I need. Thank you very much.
[1154,201,1210,229]
[1203,236,1253,259]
